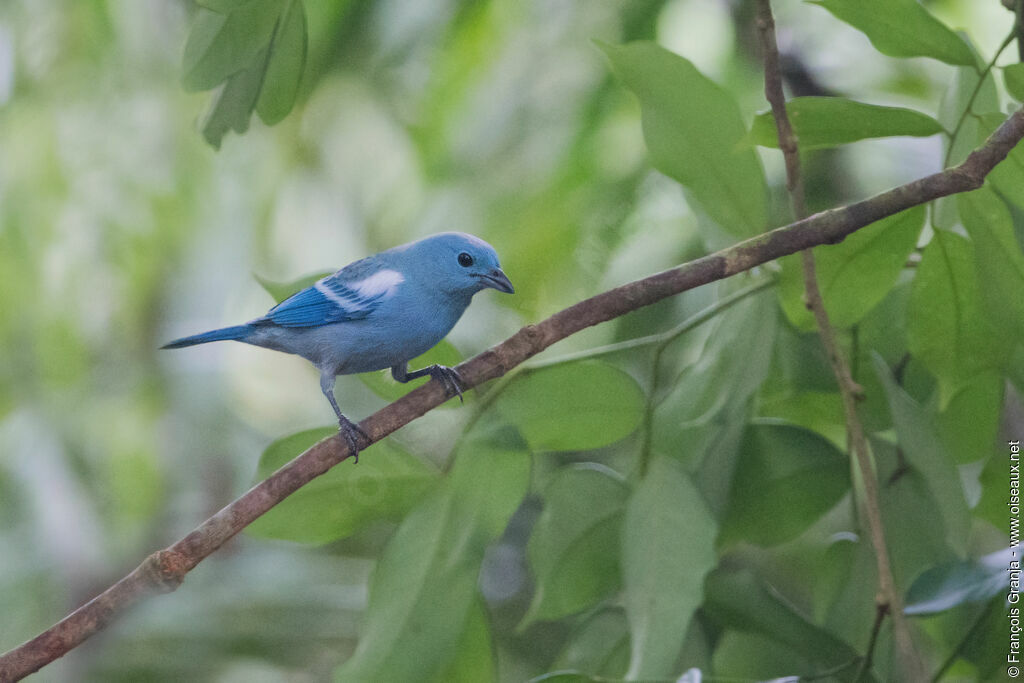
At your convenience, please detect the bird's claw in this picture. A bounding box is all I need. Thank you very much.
[431,365,464,403]
[337,415,368,463]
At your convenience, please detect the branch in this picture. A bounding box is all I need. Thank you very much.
[755,1,924,678]
[2,109,1023,683]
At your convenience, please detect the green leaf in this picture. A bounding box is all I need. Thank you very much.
[552,609,630,678]
[334,428,529,682]
[976,448,1014,531]
[183,0,308,147]
[359,340,464,405]
[905,548,1012,615]
[873,355,971,555]
[497,361,644,451]
[653,288,778,469]
[182,1,281,92]
[959,186,1024,338]
[622,456,716,679]
[937,372,1003,464]
[521,465,628,627]
[196,0,260,13]
[256,0,307,125]
[976,113,1024,212]
[255,270,333,303]
[935,49,998,204]
[1005,63,1024,102]
[436,599,496,683]
[704,568,863,671]
[600,41,768,237]
[757,391,845,448]
[810,0,974,66]
[749,97,943,150]
[199,47,270,149]
[528,674,602,683]
[778,206,924,330]
[906,230,1003,391]
[719,423,850,547]
[712,632,814,681]
[246,428,440,544]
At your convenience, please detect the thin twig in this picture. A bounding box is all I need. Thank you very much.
[1018,0,1024,62]
[755,0,923,678]
[855,601,890,682]
[943,30,1016,167]
[525,278,774,370]
[2,106,1023,683]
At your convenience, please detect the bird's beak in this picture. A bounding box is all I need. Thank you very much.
[479,268,515,294]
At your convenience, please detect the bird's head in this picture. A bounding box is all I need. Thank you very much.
[406,232,514,297]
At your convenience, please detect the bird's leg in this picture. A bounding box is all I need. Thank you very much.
[391,363,464,403]
[320,373,367,463]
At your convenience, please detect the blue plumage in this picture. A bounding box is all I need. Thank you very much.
[162,232,514,458]
[265,272,382,327]
[160,324,252,348]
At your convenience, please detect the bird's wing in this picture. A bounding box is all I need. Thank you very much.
[264,258,405,328]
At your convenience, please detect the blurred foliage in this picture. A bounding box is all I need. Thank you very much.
[1,0,1023,681]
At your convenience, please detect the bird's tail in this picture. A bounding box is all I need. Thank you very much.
[161,324,252,349]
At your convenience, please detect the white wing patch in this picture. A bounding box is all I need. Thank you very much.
[349,269,405,299]
[314,279,356,308]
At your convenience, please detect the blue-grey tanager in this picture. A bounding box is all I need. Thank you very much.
[162,232,514,458]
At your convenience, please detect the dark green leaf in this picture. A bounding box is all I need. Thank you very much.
[905,548,1012,615]
[255,270,332,303]
[256,0,307,125]
[552,609,630,678]
[360,340,464,405]
[528,674,601,683]
[199,47,270,149]
[705,568,863,671]
[622,456,716,679]
[749,97,943,150]
[778,206,924,330]
[757,391,845,447]
[1005,63,1024,102]
[906,230,1003,391]
[247,428,440,544]
[497,361,644,451]
[182,1,281,92]
[810,0,974,66]
[436,599,496,683]
[938,372,1002,464]
[959,186,1024,338]
[719,423,850,547]
[879,464,956,591]
[334,429,529,681]
[976,449,1011,530]
[600,41,768,237]
[873,355,971,555]
[521,465,628,626]
[653,288,777,469]
[960,597,1014,680]
[196,0,259,13]
[712,632,813,681]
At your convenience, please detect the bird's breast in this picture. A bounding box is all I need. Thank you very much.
[321,290,469,374]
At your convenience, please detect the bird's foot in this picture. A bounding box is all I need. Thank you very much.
[429,365,465,403]
[337,415,369,463]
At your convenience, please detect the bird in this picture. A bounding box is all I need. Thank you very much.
[162,232,514,460]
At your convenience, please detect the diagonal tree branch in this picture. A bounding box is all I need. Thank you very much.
[754,1,924,679]
[2,107,1023,683]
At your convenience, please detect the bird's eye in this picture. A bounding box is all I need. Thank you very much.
[457,252,474,267]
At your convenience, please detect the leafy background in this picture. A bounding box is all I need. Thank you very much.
[0,0,1021,681]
